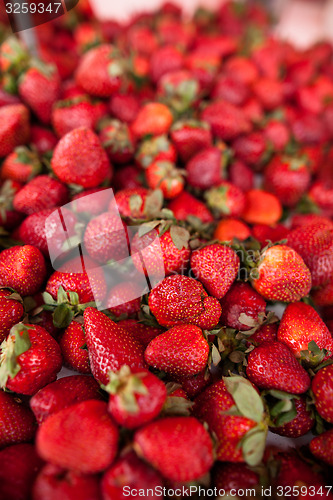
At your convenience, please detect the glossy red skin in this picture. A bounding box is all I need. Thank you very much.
[311,364,333,423]
[13,175,69,215]
[312,280,333,306]
[214,463,259,493]
[170,122,212,162]
[201,99,250,140]
[1,149,40,184]
[228,160,254,192]
[206,181,246,218]
[33,464,102,500]
[271,397,314,438]
[310,429,333,466]
[0,107,29,155]
[52,97,107,137]
[107,282,141,317]
[249,323,278,345]
[232,132,267,166]
[0,245,46,297]
[0,289,24,344]
[108,368,167,428]
[149,45,184,83]
[0,391,36,449]
[0,444,44,500]
[36,400,119,474]
[251,223,289,247]
[30,125,57,154]
[111,187,150,219]
[168,191,213,223]
[186,147,225,189]
[72,187,111,216]
[83,307,145,385]
[264,120,290,151]
[246,341,311,394]
[220,282,266,331]
[211,74,249,106]
[102,451,163,500]
[178,369,213,398]
[59,320,90,374]
[134,417,214,482]
[109,93,140,123]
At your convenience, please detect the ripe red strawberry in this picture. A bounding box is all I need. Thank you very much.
[36,400,119,474]
[232,132,267,167]
[264,155,311,207]
[18,63,61,124]
[83,211,129,264]
[263,119,290,152]
[144,324,209,377]
[0,289,24,344]
[201,99,250,140]
[46,255,107,305]
[30,375,102,424]
[253,77,284,110]
[170,119,212,162]
[30,125,58,154]
[213,463,259,494]
[135,135,176,169]
[205,181,246,217]
[105,365,166,428]
[0,390,36,449]
[179,369,213,398]
[287,220,333,287]
[246,341,311,394]
[310,429,333,466]
[225,56,259,85]
[145,161,184,199]
[52,96,107,137]
[0,179,24,230]
[109,92,140,123]
[228,159,254,192]
[51,127,112,188]
[99,119,135,164]
[1,147,41,184]
[311,364,333,423]
[193,376,267,465]
[186,147,226,190]
[13,175,69,215]
[148,275,221,329]
[72,187,111,216]
[157,70,199,113]
[33,464,101,500]
[0,444,44,500]
[252,245,312,303]
[131,102,173,138]
[220,282,266,331]
[211,74,249,106]
[168,191,213,223]
[83,307,145,385]
[117,320,163,348]
[76,44,126,97]
[249,323,278,345]
[102,451,163,500]
[134,416,214,482]
[0,104,30,158]
[0,245,46,296]
[190,243,240,299]
[309,181,333,218]
[271,396,314,438]
[111,187,150,219]
[251,223,289,247]
[149,45,184,83]
[278,302,333,359]
[106,282,141,317]
[0,323,62,395]
[59,320,91,374]
[113,165,143,191]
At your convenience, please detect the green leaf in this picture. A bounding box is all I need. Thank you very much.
[270,398,293,418]
[242,428,267,466]
[170,225,190,250]
[238,313,257,327]
[53,304,74,329]
[42,292,56,305]
[223,376,264,423]
[68,292,79,306]
[129,195,143,215]
[57,286,69,304]
[274,406,297,427]
[138,220,161,237]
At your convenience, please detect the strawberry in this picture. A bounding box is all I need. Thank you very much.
[1,147,41,184]
[251,245,312,303]
[224,56,259,85]
[83,307,145,385]
[251,223,289,247]
[144,324,209,377]
[0,104,30,158]
[30,375,102,424]
[201,99,250,140]
[99,119,135,164]
[0,245,46,296]
[309,181,333,218]
[76,44,126,97]
[0,179,24,230]
[228,160,254,192]
[51,127,112,188]
[205,181,246,217]
[13,175,69,215]
[149,45,184,83]
[30,126,58,154]
[148,275,221,329]
[312,280,333,306]
[109,92,140,123]
[310,429,333,466]
[52,96,107,137]
[264,155,311,207]
[106,282,141,317]
[211,74,249,106]
[179,369,213,398]
[170,119,212,162]
[117,319,163,348]
[277,302,333,360]
[253,77,284,111]
[242,189,282,226]
[134,416,214,482]
[220,282,266,331]
[0,444,44,500]
[72,187,111,216]
[0,323,62,395]
[271,396,314,438]
[213,463,259,494]
[190,243,240,299]
[83,211,130,264]
[46,255,107,305]
[249,323,278,345]
[214,218,251,242]
[157,70,199,113]
[0,289,24,344]
[18,63,61,124]
[186,147,226,190]
[33,464,101,500]
[105,365,166,428]
[168,191,213,223]
[135,134,176,169]
[145,161,184,199]
[113,165,142,191]
[0,390,36,449]
[59,320,91,374]
[311,364,333,423]
[131,102,173,138]
[246,341,311,394]
[264,119,290,152]
[111,187,150,219]
[36,400,119,474]
[287,220,333,287]
[232,132,267,167]
[102,451,164,500]
[193,376,267,465]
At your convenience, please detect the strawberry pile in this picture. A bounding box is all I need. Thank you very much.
[0,1,333,498]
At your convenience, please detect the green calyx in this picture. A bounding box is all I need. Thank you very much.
[0,323,32,388]
[43,286,95,329]
[262,389,298,427]
[102,365,148,414]
[300,341,330,369]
